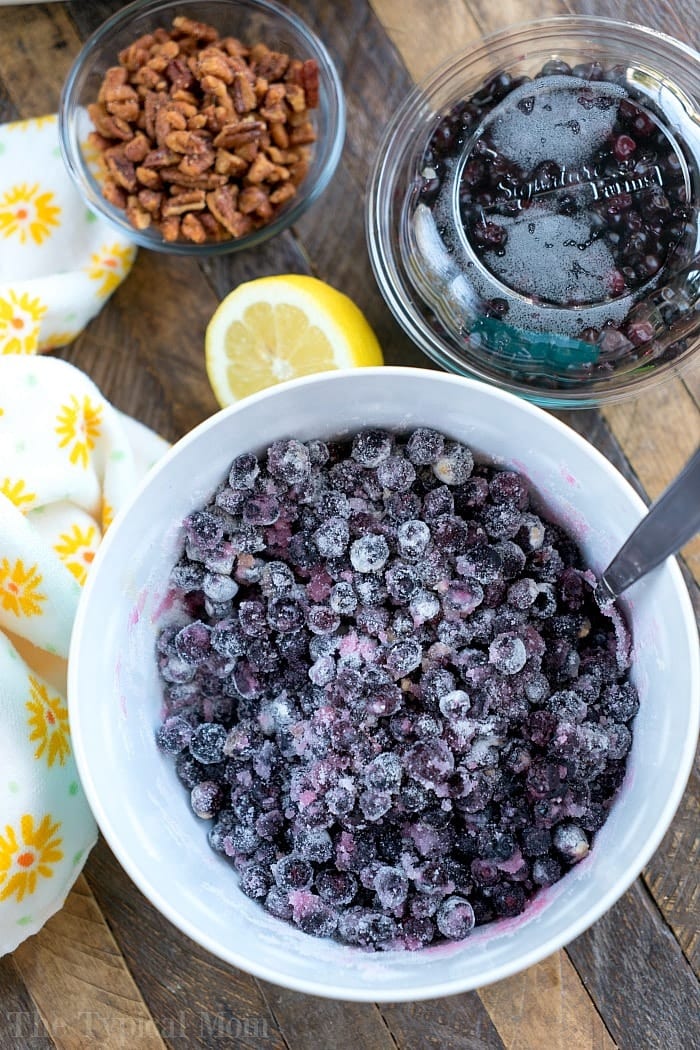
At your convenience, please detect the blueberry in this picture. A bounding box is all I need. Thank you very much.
[313,516,350,558]
[489,632,527,675]
[190,780,224,819]
[267,439,311,485]
[316,869,358,906]
[174,620,211,664]
[184,510,223,550]
[406,428,445,465]
[306,604,341,635]
[351,429,393,467]
[349,542,389,584]
[189,722,227,764]
[272,855,314,891]
[228,453,260,490]
[329,581,358,616]
[397,518,431,559]
[439,689,471,721]
[156,715,193,754]
[240,864,273,900]
[433,442,474,485]
[553,823,590,862]
[374,865,409,909]
[377,455,417,492]
[385,638,423,678]
[264,886,293,920]
[436,895,475,938]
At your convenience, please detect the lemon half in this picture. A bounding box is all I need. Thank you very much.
[205,274,384,406]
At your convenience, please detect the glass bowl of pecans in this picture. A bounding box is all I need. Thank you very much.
[366,17,700,407]
[59,0,345,253]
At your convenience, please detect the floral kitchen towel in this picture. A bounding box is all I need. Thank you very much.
[0,354,168,954]
[0,114,136,354]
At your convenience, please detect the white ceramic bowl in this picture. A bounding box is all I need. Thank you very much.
[68,367,699,1001]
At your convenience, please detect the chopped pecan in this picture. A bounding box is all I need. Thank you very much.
[137,188,163,214]
[250,44,289,82]
[155,105,186,145]
[269,182,296,206]
[135,166,163,190]
[200,74,229,103]
[288,155,310,185]
[198,48,234,84]
[246,153,289,184]
[284,82,306,114]
[88,103,134,141]
[123,131,151,163]
[125,194,152,230]
[133,65,167,91]
[98,66,128,103]
[270,122,290,149]
[181,211,208,243]
[164,129,211,154]
[265,144,299,165]
[102,177,127,209]
[105,148,138,192]
[289,121,316,146]
[161,189,206,217]
[285,59,304,87]
[172,16,219,42]
[234,141,259,164]
[178,145,216,177]
[206,185,241,233]
[199,211,226,239]
[239,184,273,220]
[161,215,181,241]
[232,70,257,113]
[118,37,152,71]
[214,149,248,176]
[213,119,264,150]
[301,60,320,108]
[141,146,179,168]
[221,36,248,59]
[159,167,227,190]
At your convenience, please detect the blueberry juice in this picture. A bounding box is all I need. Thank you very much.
[410,61,700,383]
[155,430,638,951]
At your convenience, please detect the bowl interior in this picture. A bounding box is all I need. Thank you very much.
[59,0,345,254]
[68,368,699,1000]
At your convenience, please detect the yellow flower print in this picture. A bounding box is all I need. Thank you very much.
[0,813,63,902]
[0,558,46,617]
[0,290,47,355]
[6,115,57,132]
[0,478,36,511]
[86,242,136,298]
[55,394,103,469]
[40,330,78,352]
[0,183,61,245]
[53,522,98,586]
[101,499,114,532]
[26,676,71,767]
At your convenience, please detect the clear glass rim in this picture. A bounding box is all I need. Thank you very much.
[59,0,346,256]
[365,15,700,407]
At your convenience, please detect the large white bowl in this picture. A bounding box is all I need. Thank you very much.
[68,367,699,1001]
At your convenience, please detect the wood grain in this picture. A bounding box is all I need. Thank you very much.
[567,880,700,1050]
[602,384,700,582]
[0,954,53,1050]
[479,950,617,1050]
[84,840,289,1050]
[0,3,81,117]
[380,994,505,1050]
[12,876,168,1050]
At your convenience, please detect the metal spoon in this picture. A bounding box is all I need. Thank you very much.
[597,444,700,604]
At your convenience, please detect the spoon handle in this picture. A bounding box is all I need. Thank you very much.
[600,444,700,600]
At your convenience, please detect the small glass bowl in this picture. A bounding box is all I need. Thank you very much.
[367,17,700,407]
[59,0,345,255]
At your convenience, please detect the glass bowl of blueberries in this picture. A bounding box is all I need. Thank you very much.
[68,367,699,999]
[367,17,700,407]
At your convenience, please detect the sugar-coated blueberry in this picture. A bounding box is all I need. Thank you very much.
[436,896,475,938]
[406,427,445,465]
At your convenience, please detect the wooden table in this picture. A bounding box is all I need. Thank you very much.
[1,1,699,1047]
